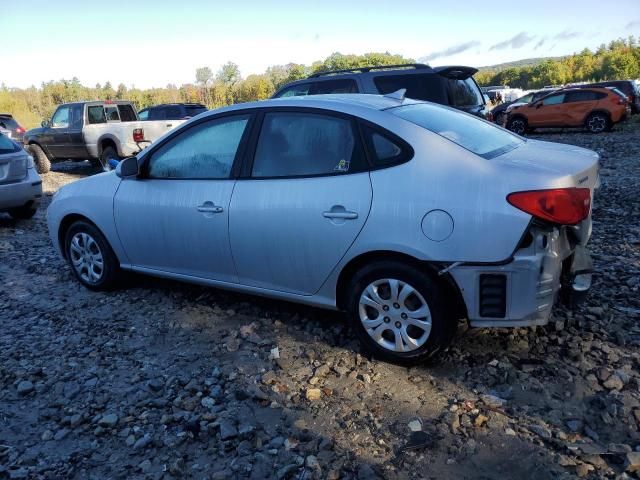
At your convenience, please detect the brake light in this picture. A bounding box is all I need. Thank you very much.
[16,127,25,133]
[133,128,144,142]
[507,188,591,225]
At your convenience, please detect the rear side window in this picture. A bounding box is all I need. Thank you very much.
[565,91,599,103]
[118,105,137,122]
[148,115,250,179]
[251,112,365,178]
[374,74,446,103]
[185,106,207,117]
[88,106,106,124]
[0,134,20,154]
[275,83,311,98]
[309,79,358,94]
[391,103,523,159]
[448,78,484,107]
[361,125,410,167]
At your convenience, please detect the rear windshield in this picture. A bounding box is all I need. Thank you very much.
[390,103,523,159]
[0,117,19,130]
[447,78,484,107]
[0,134,20,154]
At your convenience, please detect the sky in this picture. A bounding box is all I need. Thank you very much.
[2,0,639,89]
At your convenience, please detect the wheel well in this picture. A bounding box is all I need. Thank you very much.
[335,250,468,320]
[585,110,611,122]
[508,114,527,123]
[57,214,98,260]
[99,138,117,156]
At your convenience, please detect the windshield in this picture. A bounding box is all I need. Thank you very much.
[0,133,20,154]
[390,103,523,159]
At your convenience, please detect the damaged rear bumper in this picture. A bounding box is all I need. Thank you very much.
[449,224,593,328]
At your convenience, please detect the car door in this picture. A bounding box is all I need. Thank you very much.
[46,105,72,158]
[113,113,253,283]
[67,103,89,159]
[526,93,566,127]
[229,109,373,295]
[563,90,599,126]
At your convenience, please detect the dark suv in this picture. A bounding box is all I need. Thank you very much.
[0,114,26,143]
[577,81,640,113]
[138,103,207,121]
[272,64,490,119]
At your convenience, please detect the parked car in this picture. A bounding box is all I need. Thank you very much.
[492,89,557,126]
[0,133,42,219]
[272,63,490,119]
[47,94,598,364]
[506,87,630,134]
[577,80,640,113]
[0,113,27,143]
[138,103,207,121]
[24,101,186,173]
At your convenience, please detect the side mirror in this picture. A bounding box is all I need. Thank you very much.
[116,156,139,178]
[41,120,50,128]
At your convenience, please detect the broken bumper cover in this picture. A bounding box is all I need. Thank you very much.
[450,225,592,328]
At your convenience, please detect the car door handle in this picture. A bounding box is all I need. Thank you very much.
[323,210,358,220]
[197,202,223,213]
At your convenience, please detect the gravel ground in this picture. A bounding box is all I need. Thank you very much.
[1,124,639,480]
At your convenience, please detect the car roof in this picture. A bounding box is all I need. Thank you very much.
[144,103,206,108]
[201,94,422,117]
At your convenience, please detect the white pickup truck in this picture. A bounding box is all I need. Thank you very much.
[24,101,185,173]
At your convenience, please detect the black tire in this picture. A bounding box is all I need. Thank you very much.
[507,116,528,135]
[29,144,51,174]
[585,112,610,134]
[346,260,457,365]
[8,203,37,220]
[64,220,120,290]
[494,111,506,126]
[100,146,120,172]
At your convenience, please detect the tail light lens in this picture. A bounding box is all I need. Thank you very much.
[507,188,591,225]
[16,127,25,133]
[133,128,144,142]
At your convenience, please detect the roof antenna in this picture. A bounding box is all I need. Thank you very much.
[384,88,406,101]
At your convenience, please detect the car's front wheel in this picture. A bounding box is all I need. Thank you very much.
[507,116,528,135]
[29,144,51,174]
[64,221,120,290]
[347,261,457,364]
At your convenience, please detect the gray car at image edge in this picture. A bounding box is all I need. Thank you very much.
[46,94,599,364]
[0,134,42,220]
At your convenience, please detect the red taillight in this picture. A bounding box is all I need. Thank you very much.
[16,127,25,133]
[507,188,591,225]
[133,128,144,142]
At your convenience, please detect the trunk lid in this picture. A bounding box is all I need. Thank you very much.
[0,151,28,185]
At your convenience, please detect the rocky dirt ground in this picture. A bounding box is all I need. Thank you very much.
[1,123,639,480]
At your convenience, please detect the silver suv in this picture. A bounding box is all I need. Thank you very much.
[272,64,490,119]
[0,134,42,219]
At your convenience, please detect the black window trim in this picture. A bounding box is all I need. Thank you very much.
[357,119,414,170]
[139,110,258,181]
[237,106,401,181]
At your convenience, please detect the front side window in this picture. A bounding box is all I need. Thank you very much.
[252,112,364,178]
[147,115,250,179]
[391,103,523,159]
[87,106,106,124]
[275,83,311,98]
[542,94,565,105]
[516,93,534,104]
[448,78,484,107]
[51,106,70,128]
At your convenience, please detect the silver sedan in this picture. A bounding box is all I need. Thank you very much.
[47,94,599,364]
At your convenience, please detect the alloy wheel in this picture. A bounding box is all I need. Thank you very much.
[509,119,526,135]
[69,232,104,283]
[587,115,606,133]
[358,278,432,353]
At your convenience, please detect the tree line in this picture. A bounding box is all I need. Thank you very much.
[475,37,640,89]
[1,38,638,129]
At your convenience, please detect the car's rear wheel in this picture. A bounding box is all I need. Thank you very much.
[585,112,610,133]
[100,146,120,172]
[64,221,120,290]
[29,144,51,174]
[347,261,457,364]
[8,203,37,220]
[507,116,527,135]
